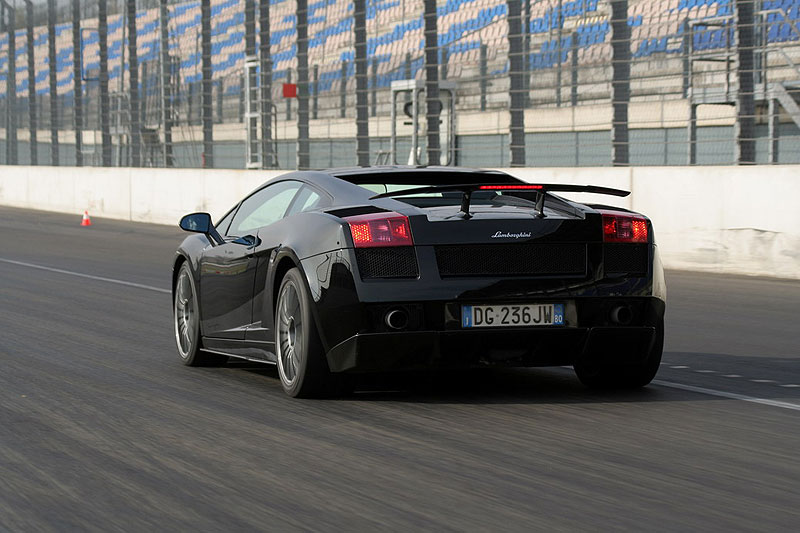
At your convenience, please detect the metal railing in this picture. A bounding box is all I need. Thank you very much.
[1,0,800,169]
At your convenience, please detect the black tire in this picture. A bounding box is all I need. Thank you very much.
[574,319,664,389]
[275,268,333,397]
[174,263,227,367]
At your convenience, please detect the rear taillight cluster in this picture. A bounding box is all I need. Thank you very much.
[345,212,414,248]
[600,211,648,243]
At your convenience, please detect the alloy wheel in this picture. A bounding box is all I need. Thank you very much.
[277,280,303,387]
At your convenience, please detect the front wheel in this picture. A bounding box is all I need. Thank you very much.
[174,263,226,366]
[275,268,333,397]
[574,320,664,389]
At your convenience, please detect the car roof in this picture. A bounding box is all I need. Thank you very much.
[325,165,520,185]
[254,166,524,206]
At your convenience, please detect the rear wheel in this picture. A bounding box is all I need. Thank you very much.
[574,320,664,389]
[275,268,333,397]
[174,263,226,366]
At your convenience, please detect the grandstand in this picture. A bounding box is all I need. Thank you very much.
[2,0,800,167]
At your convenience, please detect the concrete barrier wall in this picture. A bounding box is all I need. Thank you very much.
[0,166,283,226]
[510,166,800,279]
[1,165,798,280]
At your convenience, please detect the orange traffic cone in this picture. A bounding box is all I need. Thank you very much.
[80,210,92,227]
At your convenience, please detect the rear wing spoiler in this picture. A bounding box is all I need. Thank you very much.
[370,183,630,219]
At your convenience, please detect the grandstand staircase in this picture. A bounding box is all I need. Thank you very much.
[771,82,800,127]
[689,78,800,163]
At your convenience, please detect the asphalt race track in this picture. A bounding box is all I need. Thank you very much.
[1,205,799,531]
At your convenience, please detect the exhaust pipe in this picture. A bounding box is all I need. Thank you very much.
[610,305,633,326]
[385,309,409,330]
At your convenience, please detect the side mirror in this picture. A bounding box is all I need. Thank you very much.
[179,212,224,245]
[179,212,212,234]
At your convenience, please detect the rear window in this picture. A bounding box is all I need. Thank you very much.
[357,183,540,209]
[338,170,534,209]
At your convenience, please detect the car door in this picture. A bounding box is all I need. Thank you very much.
[245,184,331,344]
[199,180,304,339]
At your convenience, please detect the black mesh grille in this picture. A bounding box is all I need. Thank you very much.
[604,244,648,275]
[435,243,587,277]
[355,247,419,279]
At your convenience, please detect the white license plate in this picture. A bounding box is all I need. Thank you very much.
[461,303,564,328]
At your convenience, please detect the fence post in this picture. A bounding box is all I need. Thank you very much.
[47,0,58,165]
[285,70,292,121]
[480,42,487,111]
[239,74,245,122]
[768,98,779,164]
[340,60,347,118]
[571,30,579,106]
[26,0,37,165]
[312,64,318,120]
[523,0,531,108]
[5,2,17,165]
[296,0,310,170]
[610,0,630,167]
[244,0,256,142]
[371,59,377,117]
[555,0,563,108]
[259,0,274,168]
[354,0,369,166]
[507,0,526,167]
[424,0,440,166]
[687,103,697,165]
[99,0,112,166]
[201,0,213,167]
[682,18,690,98]
[216,80,223,123]
[127,0,141,167]
[735,0,756,164]
[71,0,82,166]
[159,0,173,167]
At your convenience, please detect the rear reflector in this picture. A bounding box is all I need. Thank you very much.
[600,211,648,243]
[345,212,413,248]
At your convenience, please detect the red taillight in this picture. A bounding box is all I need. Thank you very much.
[345,212,413,248]
[600,211,648,243]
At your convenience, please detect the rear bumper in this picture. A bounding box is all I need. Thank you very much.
[326,325,658,373]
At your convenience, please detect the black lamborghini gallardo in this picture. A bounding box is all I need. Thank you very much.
[173,167,666,397]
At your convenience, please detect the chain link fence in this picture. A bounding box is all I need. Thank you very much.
[1,0,799,169]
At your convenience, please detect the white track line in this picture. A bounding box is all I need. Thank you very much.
[0,257,170,294]
[653,380,800,412]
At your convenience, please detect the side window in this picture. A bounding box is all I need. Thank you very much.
[228,181,303,236]
[216,206,238,236]
[286,185,327,217]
